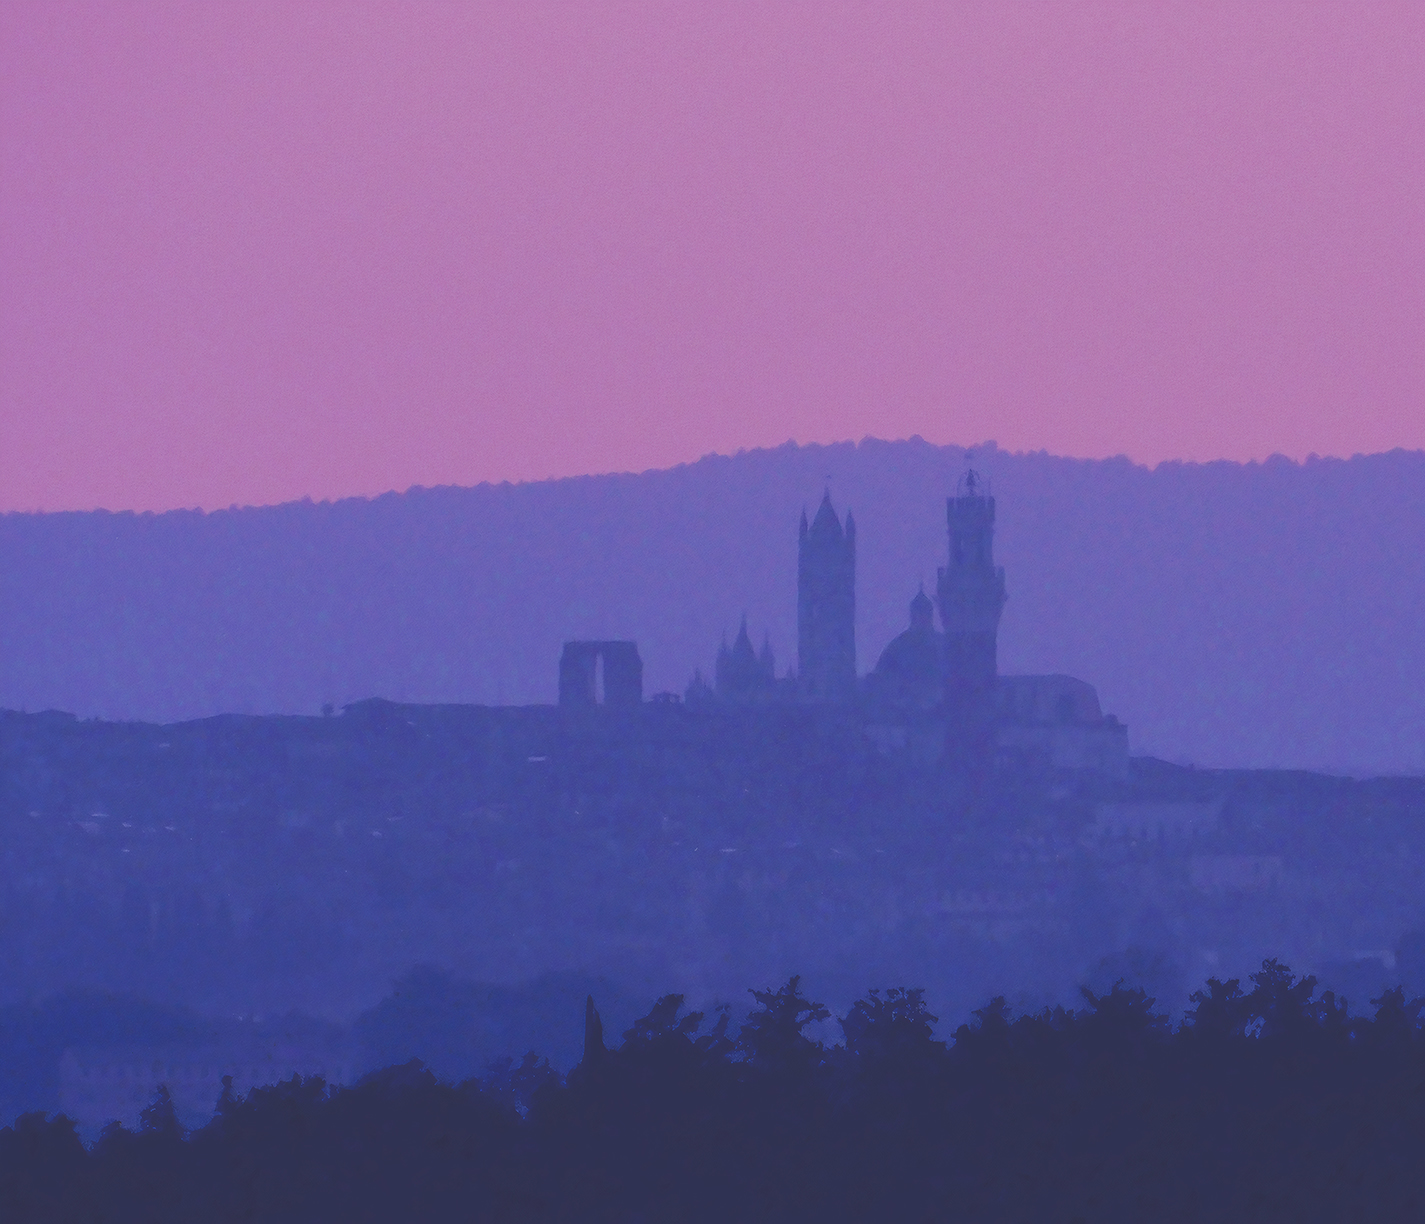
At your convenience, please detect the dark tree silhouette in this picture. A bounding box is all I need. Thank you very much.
[1185,975,1249,1040]
[4,961,1425,1222]
[1077,980,1171,1056]
[737,975,830,1073]
[479,1052,560,1119]
[1243,957,1320,1040]
[139,1083,183,1139]
[839,987,940,1064]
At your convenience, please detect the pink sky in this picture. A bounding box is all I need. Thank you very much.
[2,2,1422,513]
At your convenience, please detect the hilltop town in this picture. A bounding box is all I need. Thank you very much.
[1,477,1423,1126]
[566,472,1127,782]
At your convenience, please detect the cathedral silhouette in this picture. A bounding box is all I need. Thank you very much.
[563,475,1127,778]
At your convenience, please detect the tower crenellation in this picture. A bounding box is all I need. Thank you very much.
[936,469,1007,700]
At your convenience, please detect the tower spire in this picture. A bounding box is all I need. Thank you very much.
[798,492,856,701]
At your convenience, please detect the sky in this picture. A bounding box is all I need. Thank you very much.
[2,2,1423,513]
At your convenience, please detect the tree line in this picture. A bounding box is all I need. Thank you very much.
[3,960,1425,1222]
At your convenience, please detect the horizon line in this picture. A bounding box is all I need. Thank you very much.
[7,435,1425,518]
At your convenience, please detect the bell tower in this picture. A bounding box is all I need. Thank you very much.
[936,470,1006,749]
[797,491,856,702]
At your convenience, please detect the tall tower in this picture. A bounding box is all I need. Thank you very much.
[798,491,856,701]
[936,471,1006,729]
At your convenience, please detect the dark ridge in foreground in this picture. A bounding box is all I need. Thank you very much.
[5,963,1425,1223]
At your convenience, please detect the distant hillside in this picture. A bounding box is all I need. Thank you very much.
[2,439,1423,772]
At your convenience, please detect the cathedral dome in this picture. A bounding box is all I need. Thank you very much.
[871,587,945,711]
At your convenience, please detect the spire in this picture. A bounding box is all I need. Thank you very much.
[797,485,856,702]
[809,490,843,539]
[759,632,776,679]
[684,667,714,705]
[717,615,775,697]
[730,616,757,669]
[956,465,988,499]
[799,507,809,537]
[910,583,934,628]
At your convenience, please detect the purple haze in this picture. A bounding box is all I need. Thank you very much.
[1,439,1422,774]
[3,4,1425,512]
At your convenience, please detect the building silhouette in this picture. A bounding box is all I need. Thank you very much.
[936,472,1008,766]
[938,471,1007,707]
[866,586,943,713]
[715,616,776,700]
[558,641,643,707]
[565,474,1127,776]
[797,492,857,702]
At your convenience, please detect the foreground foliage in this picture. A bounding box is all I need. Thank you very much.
[4,963,1425,1222]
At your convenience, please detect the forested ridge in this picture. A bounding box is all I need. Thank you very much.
[5,962,1425,1222]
